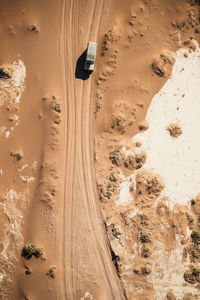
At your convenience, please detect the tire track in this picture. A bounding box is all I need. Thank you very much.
[59,1,125,299]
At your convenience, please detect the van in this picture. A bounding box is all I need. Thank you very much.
[84,42,97,72]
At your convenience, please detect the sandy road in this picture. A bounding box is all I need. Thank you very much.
[59,0,125,299]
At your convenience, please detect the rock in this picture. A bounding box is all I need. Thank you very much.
[166,291,176,300]
[109,172,117,182]
[191,230,200,244]
[98,180,116,202]
[0,67,11,79]
[136,171,165,198]
[137,231,151,243]
[27,24,39,33]
[138,120,149,131]
[141,263,152,275]
[46,266,56,279]
[10,151,23,161]
[152,53,174,77]
[124,151,146,170]
[25,266,32,275]
[129,14,137,26]
[101,27,120,55]
[184,266,200,284]
[167,123,182,137]
[152,59,165,77]
[111,101,136,134]
[109,146,125,167]
[191,194,200,214]
[50,97,62,113]
[22,244,43,260]
[142,245,151,258]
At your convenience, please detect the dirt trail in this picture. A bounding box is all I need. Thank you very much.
[59,0,125,299]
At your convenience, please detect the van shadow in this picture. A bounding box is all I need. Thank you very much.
[75,50,92,80]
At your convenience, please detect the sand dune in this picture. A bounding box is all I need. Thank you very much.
[0,0,200,299]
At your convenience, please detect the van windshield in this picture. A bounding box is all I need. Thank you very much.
[86,60,94,64]
[87,54,95,61]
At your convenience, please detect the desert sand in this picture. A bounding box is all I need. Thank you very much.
[0,0,200,299]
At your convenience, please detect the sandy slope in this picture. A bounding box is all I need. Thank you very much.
[0,0,65,298]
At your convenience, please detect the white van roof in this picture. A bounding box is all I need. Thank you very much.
[86,42,97,61]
